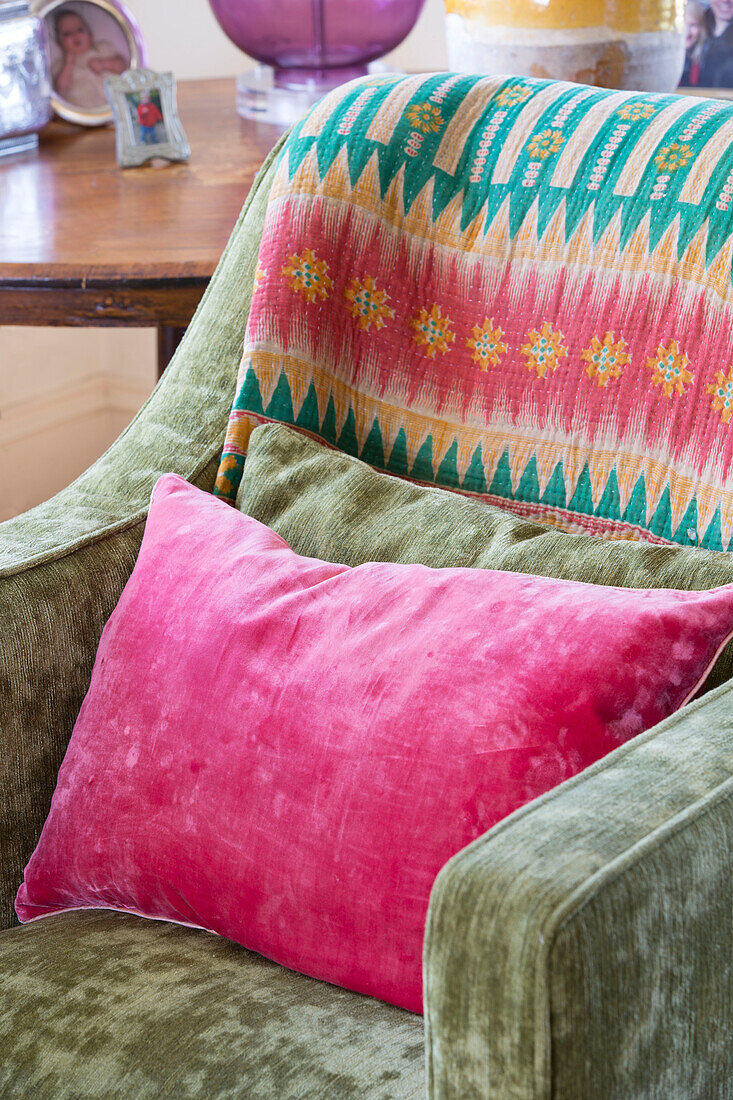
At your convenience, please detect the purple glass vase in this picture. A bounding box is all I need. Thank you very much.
[209,0,426,92]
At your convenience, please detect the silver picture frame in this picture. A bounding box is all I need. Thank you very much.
[104,67,190,168]
[31,0,145,127]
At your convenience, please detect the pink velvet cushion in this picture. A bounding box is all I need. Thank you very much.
[16,475,733,1013]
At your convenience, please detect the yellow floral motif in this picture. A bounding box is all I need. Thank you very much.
[581,332,630,387]
[527,129,565,160]
[253,263,267,293]
[617,101,656,122]
[495,85,533,108]
[466,319,507,370]
[214,454,240,498]
[653,142,694,173]
[410,304,455,358]
[646,340,693,396]
[282,249,332,303]
[706,368,733,423]
[406,101,444,134]
[343,276,394,332]
[521,322,567,378]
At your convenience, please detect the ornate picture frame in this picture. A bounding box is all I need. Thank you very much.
[104,67,190,168]
[31,0,145,127]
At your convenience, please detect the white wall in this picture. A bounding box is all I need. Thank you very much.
[123,0,448,80]
[0,0,447,520]
[0,327,154,521]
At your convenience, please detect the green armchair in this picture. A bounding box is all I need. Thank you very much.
[1,114,732,1099]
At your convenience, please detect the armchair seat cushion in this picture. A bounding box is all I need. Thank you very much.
[0,911,424,1100]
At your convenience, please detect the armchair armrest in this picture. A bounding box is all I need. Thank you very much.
[424,683,733,1099]
[0,134,286,932]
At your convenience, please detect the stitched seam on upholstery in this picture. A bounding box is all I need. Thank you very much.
[534,934,554,1100]
[551,776,733,935]
[543,778,733,1098]
[0,448,222,580]
[425,691,732,1099]
[0,512,150,581]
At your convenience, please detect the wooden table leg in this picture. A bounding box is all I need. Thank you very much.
[157,325,187,377]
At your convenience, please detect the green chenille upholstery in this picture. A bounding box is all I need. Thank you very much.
[0,911,423,1099]
[425,685,733,1100]
[1,131,732,1097]
[239,423,733,690]
[0,135,286,936]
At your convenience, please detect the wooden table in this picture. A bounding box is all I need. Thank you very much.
[0,79,283,375]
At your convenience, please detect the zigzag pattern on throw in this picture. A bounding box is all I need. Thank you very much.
[216,73,733,549]
[278,73,733,273]
[218,364,730,551]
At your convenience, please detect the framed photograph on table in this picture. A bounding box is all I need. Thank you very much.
[105,68,190,168]
[31,0,145,125]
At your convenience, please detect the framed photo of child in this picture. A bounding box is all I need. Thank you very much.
[105,68,190,168]
[32,0,145,126]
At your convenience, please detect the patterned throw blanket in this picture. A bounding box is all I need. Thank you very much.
[216,73,733,550]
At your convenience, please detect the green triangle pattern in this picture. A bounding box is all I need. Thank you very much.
[234,366,264,415]
[225,366,733,550]
[488,450,513,500]
[541,461,566,509]
[337,407,359,457]
[411,436,435,481]
[436,439,461,489]
[264,372,295,423]
[295,381,320,432]
[514,456,540,504]
[281,73,733,276]
[673,499,698,547]
[595,468,621,522]
[360,419,385,467]
[568,463,594,517]
[701,508,724,552]
[321,395,338,445]
[387,428,409,476]
[649,487,673,541]
[463,445,488,494]
[213,452,245,499]
[623,476,648,529]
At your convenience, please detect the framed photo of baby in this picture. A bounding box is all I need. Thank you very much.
[32,0,146,125]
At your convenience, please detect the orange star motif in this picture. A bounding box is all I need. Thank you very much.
[466,319,508,370]
[343,276,394,332]
[581,332,629,387]
[521,322,567,378]
[707,368,733,423]
[410,304,455,358]
[646,340,693,396]
[282,249,332,303]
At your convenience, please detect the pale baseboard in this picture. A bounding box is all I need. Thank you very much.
[0,369,153,521]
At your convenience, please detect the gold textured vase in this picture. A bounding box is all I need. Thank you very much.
[444,0,685,91]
